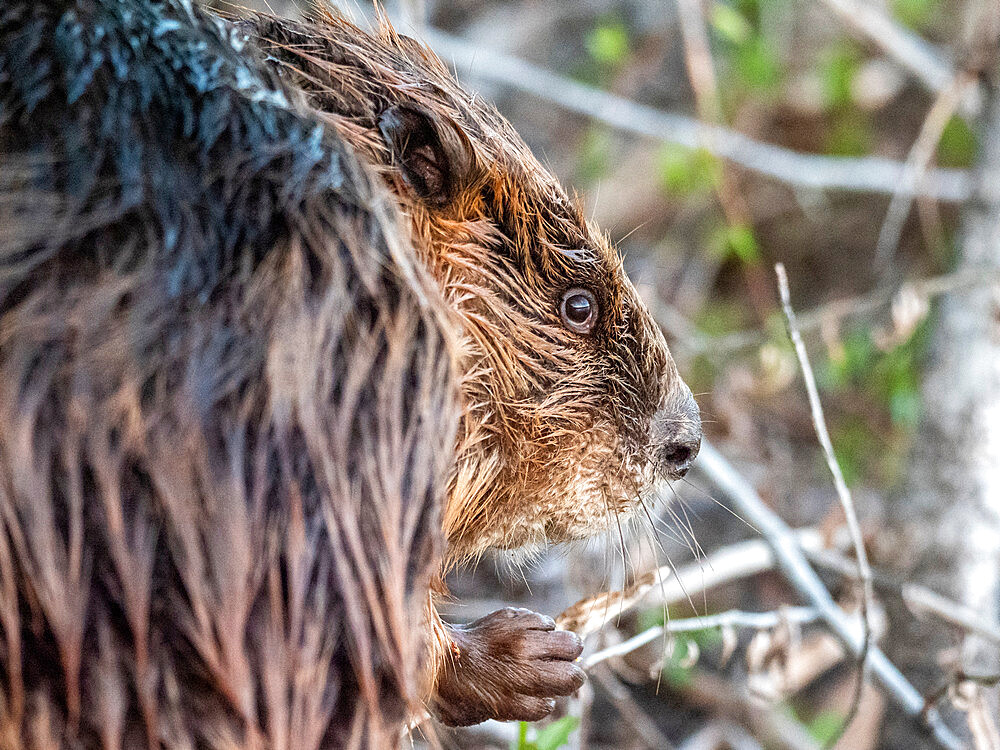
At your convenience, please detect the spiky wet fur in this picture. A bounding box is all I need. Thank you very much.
[247,10,693,566]
[0,1,459,747]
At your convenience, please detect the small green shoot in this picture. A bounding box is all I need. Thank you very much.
[586,21,630,67]
[657,145,721,197]
[511,716,580,750]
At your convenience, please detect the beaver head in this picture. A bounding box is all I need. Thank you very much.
[248,13,702,562]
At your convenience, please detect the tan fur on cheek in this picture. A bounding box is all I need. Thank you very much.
[443,415,655,564]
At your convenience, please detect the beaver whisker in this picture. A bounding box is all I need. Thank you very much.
[599,483,628,630]
[655,490,707,567]
[663,481,711,617]
[679,476,759,534]
[623,470,676,640]
[667,482,709,561]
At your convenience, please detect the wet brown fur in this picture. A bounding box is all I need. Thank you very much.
[0,0,701,743]
[0,1,459,747]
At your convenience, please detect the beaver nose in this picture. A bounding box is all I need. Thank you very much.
[651,385,702,479]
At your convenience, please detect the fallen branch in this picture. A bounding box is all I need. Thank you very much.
[422,28,973,202]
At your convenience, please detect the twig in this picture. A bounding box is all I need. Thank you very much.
[421,28,973,202]
[584,607,823,669]
[675,0,752,227]
[556,529,825,636]
[814,0,981,116]
[874,72,978,270]
[902,585,1000,647]
[676,0,723,124]
[775,263,876,747]
[693,441,966,750]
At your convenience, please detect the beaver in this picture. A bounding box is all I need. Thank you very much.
[0,0,702,743]
[243,9,703,729]
[0,1,458,747]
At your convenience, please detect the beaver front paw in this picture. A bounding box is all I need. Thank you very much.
[432,607,585,727]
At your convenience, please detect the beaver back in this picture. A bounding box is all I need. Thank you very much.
[0,1,457,747]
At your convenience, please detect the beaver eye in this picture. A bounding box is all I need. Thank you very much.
[560,288,598,333]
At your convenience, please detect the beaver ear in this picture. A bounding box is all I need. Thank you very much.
[377,103,472,207]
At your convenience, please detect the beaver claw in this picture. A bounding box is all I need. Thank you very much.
[432,607,585,727]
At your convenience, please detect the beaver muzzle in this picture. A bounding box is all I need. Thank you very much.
[651,384,702,479]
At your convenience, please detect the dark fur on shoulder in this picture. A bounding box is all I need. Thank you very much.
[0,1,458,747]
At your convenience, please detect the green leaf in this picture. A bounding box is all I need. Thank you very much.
[638,606,666,632]
[830,418,870,487]
[586,21,630,66]
[726,224,761,264]
[821,44,860,110]
[710,3,752,44]
[734,35,781,92]
[533,716,580,750]
[709,223,762,265]
[512,721,530,750]
[889,388,922,428]
[938,115,978,168]
[807,711,846,745]
[662,635,695,688]
[657,145,721,197]
[820,327,875,388]
[891,0,936,30]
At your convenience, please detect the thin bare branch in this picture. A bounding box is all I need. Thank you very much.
[675,0,752,226]
[875,72,979,269]
[902,586,1000,648]
[421,28,973,202]
[556,529,825,636]
[776,262,875,747]
[710,266,1000,355]
[805,546,1000,646]
[584,607,823,669]
[676,0,723,123]
[591,667,680,750]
